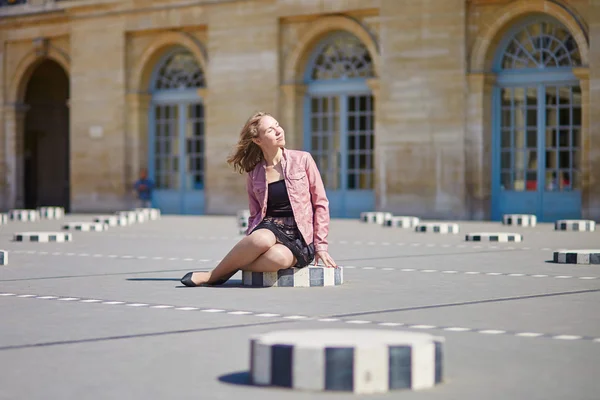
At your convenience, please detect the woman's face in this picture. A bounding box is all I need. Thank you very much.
[255,115,285,149]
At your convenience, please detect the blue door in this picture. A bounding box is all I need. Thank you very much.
[304,32,376,218]
[148,48,205,215]
[491,17,583,222]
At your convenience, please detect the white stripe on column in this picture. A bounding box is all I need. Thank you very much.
[242,271,252,286]
[294,267,310,287]
[354,344,388,394]
[411,341,435,390]
[324,267,334,286]
[252,343,271,385]
[263,272,278,287]
[292,345,324,390]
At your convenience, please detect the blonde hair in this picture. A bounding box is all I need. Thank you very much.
[227,111,270,173]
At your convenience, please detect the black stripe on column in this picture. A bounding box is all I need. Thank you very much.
[565,253,578,264]
[252,272,263,287]
[310,268,324,286]
[435,341,443,383]
[325,347,354,391]
[334,268,341,285]
[270,344,293,388]
[277,268,294,287]
[590,253,600,264]
[388,345,411,389]
[553,252,559,263]
[490,236,499,241]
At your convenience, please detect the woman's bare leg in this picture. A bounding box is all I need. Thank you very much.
[243,244,297,272]
[189,229,276,285]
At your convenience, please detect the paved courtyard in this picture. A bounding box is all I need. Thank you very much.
[0,214,598,399]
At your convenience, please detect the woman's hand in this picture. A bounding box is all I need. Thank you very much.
[314,251,337,268]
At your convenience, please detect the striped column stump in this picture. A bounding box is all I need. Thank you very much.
[415,223,459,234]
[116,211,137,224]
[553,249,600,265]
[360,212,393,225]
[250,329,444,394]
[242,266,343,287]
[554,220,596,232]
[93,215,129,227]
[384,216,420,228]
[38,206,65,220]
[62,222,108,232]
[465,232,523,242]
[0,251,7,266]
[502,214,536,227]
[9,209,40,222]
[134,208,161,220]
[14,232,72,243]
[0,213,8,225]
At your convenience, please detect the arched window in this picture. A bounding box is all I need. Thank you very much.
[500,20,582,70]
[149,48,206,214]
[305,31,375,218]
[154,50,205,90]
[492,17,583,221]
[310,34,374,80]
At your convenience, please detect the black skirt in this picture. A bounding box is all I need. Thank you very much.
[250,216,315,268]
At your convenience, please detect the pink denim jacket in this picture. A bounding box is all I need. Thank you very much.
[246,148,330,252]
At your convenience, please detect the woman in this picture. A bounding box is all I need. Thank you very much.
[180,112,337,287]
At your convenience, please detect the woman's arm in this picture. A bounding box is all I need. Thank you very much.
[305,153,330,252]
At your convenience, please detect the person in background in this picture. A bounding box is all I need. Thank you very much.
[133,168,154,208]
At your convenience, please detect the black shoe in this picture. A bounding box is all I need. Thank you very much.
[180,272,199,287]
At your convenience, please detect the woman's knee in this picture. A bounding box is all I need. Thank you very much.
[246,229,276,252]
[265,245,295,268]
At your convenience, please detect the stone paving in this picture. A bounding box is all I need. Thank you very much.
[0,214,599,399]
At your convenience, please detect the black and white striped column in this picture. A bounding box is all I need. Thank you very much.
[134,208,161,220]
[237,209,250,235]
[0,250,7,266]
[9,209,40,222]
[242,266,343,287]
[360,212,393,225]
[502,214,536,227]
[415,223,459,234]
[384,216,420,228]
[38,207,65,220]
[465,232,523,242]
[94,215,129,227]
[250,329,444,393]
[0,213,7,225]
[553,249,600,265]
[62,222,108,232]
[554,220,596,232]
[14,232,72,243]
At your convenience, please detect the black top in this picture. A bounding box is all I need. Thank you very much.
[266,180,294,217]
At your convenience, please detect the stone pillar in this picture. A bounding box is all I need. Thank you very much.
[466,72,496,220]
[70,17,127,212]
[205,1,278,214]
[1,103,28,210]
[366,78,385,210]
[280,83,306,150]
[585,2,600,220]
[126,92,151,206]
[573,67,594,220]
[379,0,468,219]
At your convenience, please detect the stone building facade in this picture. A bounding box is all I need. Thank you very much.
[0,0,598,221]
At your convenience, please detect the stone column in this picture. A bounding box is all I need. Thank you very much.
[573,67,593,219]
[466,72,496,220]
[126,92,151,205]
[1,103,28,209]
[280,83,306,150]
[366,78,385,210]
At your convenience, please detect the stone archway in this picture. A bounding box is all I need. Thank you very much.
[23,59,70,209]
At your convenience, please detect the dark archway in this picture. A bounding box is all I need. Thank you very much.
[23,59,70,210]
